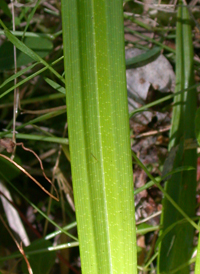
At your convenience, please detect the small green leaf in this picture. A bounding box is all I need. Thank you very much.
[0,37,53,71]
[0,20,64,84]
[0,156,21,181]
[124,1,143,14]
[44,78,66,94]
[0,0,12,17]
[21,239,56,274]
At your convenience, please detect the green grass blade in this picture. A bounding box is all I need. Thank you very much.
[0,30,58,39]
[0,62,39,88]
[44,78,66,94]
[0,240,79,262]
[61,0,137,273]
[1,133,68,145]
[45,222,77,240]
[124,27,176,54]
[0,56,64,99]
[129,83,200,118]
[0,20,64,84]
[0,109,65,139]
[157,2,197,273]
[125,46,161,69]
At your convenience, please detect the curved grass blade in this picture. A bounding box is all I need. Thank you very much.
[125,46,161,69]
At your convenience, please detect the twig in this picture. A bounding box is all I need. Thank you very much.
[131,125,171,139]
[0,214,33,274]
